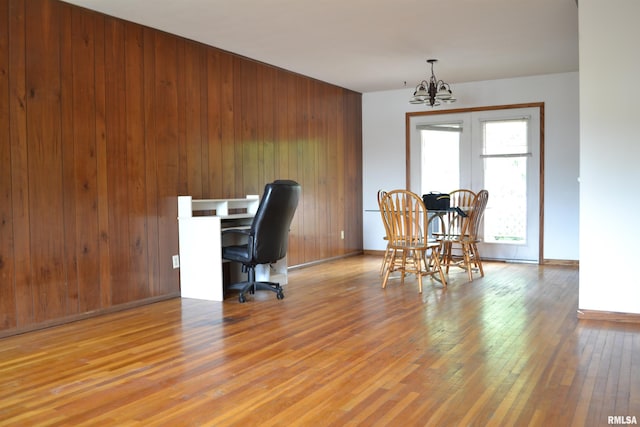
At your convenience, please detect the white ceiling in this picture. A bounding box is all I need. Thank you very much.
[61,0,579,94]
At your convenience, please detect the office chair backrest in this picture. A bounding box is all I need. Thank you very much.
[250,180,301,264]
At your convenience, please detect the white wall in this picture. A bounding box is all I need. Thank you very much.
[362,72,580,261]
[579,0,640,314]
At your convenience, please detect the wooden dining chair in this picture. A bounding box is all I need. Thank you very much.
[446,189,476,237]
[442,189,489,282]
[380,190,447,293]
[429,189,476,241]
[377,189,392,275]
[435,189,475,247]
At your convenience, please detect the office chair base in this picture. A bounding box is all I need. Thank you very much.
[229,281,284,303]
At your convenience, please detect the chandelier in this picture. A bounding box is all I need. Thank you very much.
[409,59,456,107]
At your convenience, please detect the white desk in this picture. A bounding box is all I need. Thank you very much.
[177,195,288,301]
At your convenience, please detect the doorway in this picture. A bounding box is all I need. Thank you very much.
[406,104,544,262]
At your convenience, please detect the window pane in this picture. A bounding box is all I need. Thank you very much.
[421,129,459,194]
[483,120,528,155]
[483,157,527,244]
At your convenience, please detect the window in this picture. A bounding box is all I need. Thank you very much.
[420,124,461,194]
[481,119,531,244]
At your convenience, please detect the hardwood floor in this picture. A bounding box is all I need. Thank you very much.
[0,255,638,426]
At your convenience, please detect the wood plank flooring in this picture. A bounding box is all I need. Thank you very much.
[1,255,639,426]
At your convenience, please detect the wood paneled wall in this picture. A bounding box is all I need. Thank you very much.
[0,0,363,336]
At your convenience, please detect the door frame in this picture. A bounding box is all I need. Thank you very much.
[405,102,545,264]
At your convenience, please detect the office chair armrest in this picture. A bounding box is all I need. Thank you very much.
[221,228,251,237]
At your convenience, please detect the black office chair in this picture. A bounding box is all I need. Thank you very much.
[222,180,301,303]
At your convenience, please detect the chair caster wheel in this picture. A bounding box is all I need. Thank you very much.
[239,294,247,303]
[276,291,284,300]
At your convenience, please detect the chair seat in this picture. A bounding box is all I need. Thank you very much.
[222,244,252,264]
[390,239,441,251]
[440,233,474,242]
